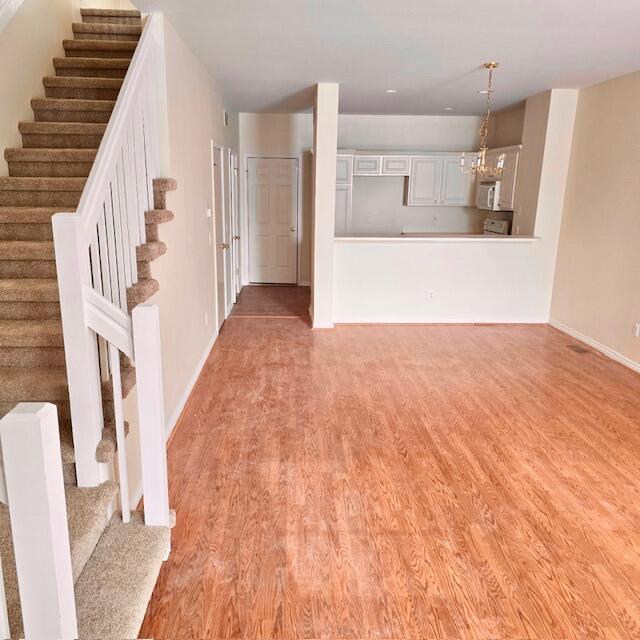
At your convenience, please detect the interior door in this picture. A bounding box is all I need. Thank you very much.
[248,157,298,284]
[229,151,241,297]
[212,145,227,329]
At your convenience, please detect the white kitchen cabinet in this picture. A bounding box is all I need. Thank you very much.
[406,156,443,206]
[441,156,476,206]
[381,156,411,176]
[497,147,520,211]
[335,183,352,236]
[353,155,382,176]
[336,155,353,185]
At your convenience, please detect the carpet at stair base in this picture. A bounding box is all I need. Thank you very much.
[75,512,170,640]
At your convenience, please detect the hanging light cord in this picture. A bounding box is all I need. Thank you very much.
[478,64,495,151]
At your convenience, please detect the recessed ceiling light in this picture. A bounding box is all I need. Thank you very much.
[477,89,494,95]
[385,89,398,94]
[444,107,454,111]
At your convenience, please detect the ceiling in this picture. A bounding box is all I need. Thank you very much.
[135,0,640,115]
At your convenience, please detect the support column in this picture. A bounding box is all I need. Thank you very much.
[311,83,339,329]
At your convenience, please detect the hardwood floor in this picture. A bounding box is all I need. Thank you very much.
[141,317,640,639]
[230,285,310,319]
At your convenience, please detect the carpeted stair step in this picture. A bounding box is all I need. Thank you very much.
[137,241,166,264]
[0,240,56,277]
[0,346,65,367]
[0,319,62,348]
[54,56,131,79]
[0,366,68,405]
[0,207,63,241]
[0,177,85,207]
[0,278,58,302]
[75,512,170,640]
[144,209,174,242]
[31,98,115,124]
[152,178,177,210]
[64,38,137,59]
[127,278,159,312]
[73,22,141,42]
[43,76,123,101]
[80,8,142,25]
[19,122,106,149]
[5,148,97,178]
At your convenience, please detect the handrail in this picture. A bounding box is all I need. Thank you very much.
[76,13,162,245]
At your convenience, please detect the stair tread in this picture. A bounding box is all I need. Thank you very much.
[75,511,170,640]
[127,278,159,312]
[5,148,97,162]
[73,22,141,35]
[0,176,86,191]
[0,319,62,348]
[153,177,178,192]
[43,76,123,89]
[0,207,74,223]
[54,56,131,69]
[80,8,141,18]
[0,240,54,259]
[102,365,136,399]
[145,209,175,225]
[19,121,107,134]
[0,365,67,403]
[0,278,59,301]
[137,241,167,263]
[64,38,138,51]
[31,97,116,111]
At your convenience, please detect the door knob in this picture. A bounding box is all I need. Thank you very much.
[219,243,229,250]
[290,226,296,232]
[233,235,240,240]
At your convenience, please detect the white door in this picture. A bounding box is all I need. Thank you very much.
[229,151,241,297]
[498,149,519,211]
[212,145,227,329]
[441,156,476,206]
[406,156,443,206]
[248,157,298,284]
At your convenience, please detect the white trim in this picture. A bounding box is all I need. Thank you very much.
[335,236,539,244]
[242,153,303,286]
[0,0,24,33]
[299,280,311,287]
[211,141,227,328]
[549,320,640,375]
[335,317,548,325]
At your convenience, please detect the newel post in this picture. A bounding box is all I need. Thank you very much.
[52,213,106,487]
[0,404,78,639]
[132,304,170,526]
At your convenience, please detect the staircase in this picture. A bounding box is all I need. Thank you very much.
[0,8,175,639]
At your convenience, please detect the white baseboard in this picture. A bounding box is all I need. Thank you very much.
[334,316,548,325]
[298,280,311,286]
[549,320,640,374]
[165,330,218,438]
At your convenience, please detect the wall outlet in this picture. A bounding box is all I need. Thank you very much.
[428,290,435,300]
[206,208,212,219]
[633,322,640,338]
[515,225,520,235]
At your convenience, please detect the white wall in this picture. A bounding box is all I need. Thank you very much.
[551,71,640,370]
[0,0,81,175]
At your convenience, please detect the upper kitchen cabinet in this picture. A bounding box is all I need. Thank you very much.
[353,155,382,175]
[406,155,475,207]
[485,145,521,211]
[441,156,476,206]
[336,155,353,184]
[381,156,411,176]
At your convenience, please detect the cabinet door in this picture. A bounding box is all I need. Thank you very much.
[498,149,519,211]
[441,156,476,206]
[353,155,382,175]
[336,155,353,184]
[334,184,352,236]
[381,155,411,176]
[406,156,443,206]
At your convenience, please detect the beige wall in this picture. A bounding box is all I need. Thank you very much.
[489,104,525,149]
[0,0,81,175]
[551,71,640,367]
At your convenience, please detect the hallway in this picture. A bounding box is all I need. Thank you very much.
[141,312,640,638]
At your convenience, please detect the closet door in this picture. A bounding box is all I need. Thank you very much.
[406,156,443,206]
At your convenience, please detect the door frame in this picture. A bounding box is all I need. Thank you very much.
[210,140,227,329]
[228,149,241,298]
[241,153,302,287]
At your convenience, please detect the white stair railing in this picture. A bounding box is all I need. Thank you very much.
[0,404,78,640]
[52,13,171,527]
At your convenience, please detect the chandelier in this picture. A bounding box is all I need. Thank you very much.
[460,62,503,180]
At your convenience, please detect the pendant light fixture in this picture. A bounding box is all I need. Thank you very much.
[461,62,504,180]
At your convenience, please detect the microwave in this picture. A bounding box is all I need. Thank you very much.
[476,180,502,211]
